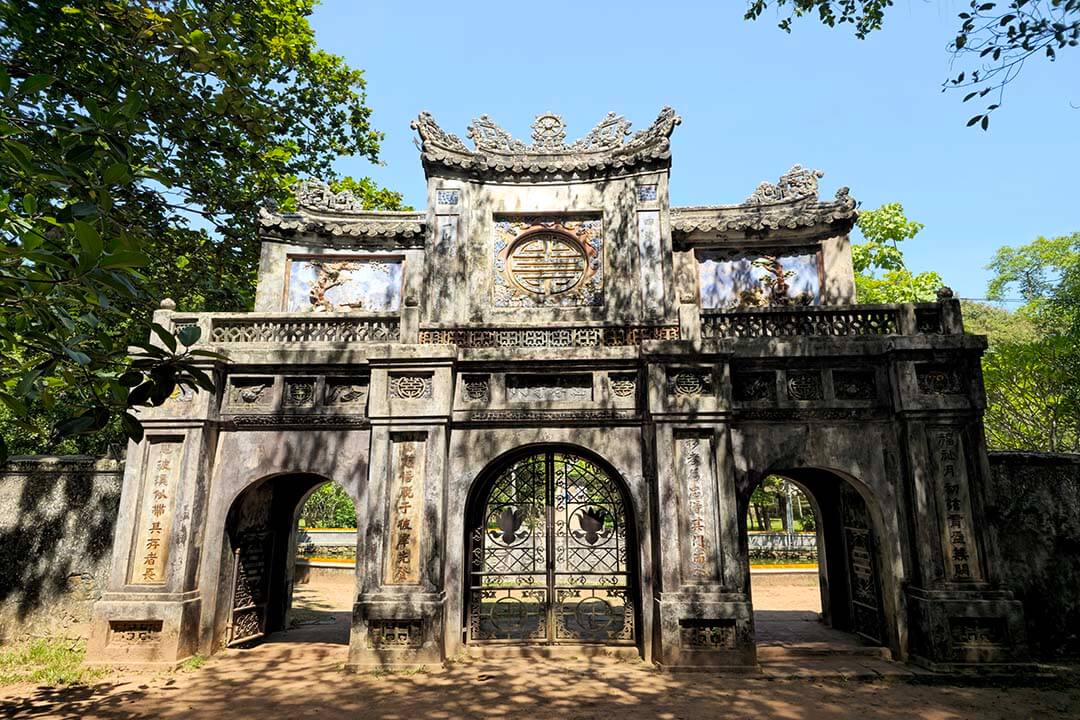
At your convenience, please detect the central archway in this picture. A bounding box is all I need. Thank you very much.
[465,447,637,646]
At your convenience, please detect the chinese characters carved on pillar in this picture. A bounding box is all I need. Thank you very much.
[384,437,426,585]
[676,434,717,583]
[930,428,982,582]
[129,441,182,584]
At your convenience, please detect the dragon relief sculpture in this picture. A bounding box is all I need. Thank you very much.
[746,165,825,204]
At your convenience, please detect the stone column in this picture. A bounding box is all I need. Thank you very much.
[647,352,755,669]
[87,305,220,666]
[896,350,1028,668]
[348,345,455,669]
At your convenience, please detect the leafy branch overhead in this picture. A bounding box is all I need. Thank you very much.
[0,1,402,460]
[745,0,1079,127]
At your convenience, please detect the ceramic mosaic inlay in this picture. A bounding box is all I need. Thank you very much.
[698,252,821,310]
[493,218,603,308]
[287,258,402,312]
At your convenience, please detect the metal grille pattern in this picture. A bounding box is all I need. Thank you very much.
[469,451,635,644]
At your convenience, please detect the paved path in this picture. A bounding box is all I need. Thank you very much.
[3,575,1078,719]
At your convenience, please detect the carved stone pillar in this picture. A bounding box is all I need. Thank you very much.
[86,359,219,665]
[348,345,454,669]
[897,352,1027,668]
[647,354,755,669]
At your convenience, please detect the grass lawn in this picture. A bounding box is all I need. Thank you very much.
[0,638,110,686]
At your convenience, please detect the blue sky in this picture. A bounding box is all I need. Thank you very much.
[311,0,1079,301]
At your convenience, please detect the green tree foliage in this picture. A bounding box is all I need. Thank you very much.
[852,203,943,303]
[744,0,1080,127]
[298,483,357,529]
[971,232,1080,452]
[0,1,402,459]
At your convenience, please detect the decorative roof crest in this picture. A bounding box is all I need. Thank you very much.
[412,108,681,177]
[746,165,825,204]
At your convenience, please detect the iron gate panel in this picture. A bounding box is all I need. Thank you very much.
[469,451,635,644]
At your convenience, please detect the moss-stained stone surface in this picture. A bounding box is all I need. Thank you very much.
[0,457,122,641]
[988,451,1080,658]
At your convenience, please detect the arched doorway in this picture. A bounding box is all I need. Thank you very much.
[740,468,890,654]
[220,473,358,648]
[465,447,637,646]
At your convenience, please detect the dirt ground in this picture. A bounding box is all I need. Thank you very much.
[2,573,1078,720]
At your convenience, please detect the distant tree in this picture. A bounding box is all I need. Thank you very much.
[971,232,1080,451]
[852,203,943,303]
[744,0,1080,128]
[0,1,403,459]
[299,484,357,529]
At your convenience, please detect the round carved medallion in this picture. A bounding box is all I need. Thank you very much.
[395,376,426,399]
[674,372,704,396]
[505,230,588,297]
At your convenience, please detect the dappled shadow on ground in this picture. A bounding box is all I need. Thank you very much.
[755,609,871,648]
[3,642,1080,720]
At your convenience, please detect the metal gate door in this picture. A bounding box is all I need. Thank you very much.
[839,484,885,644]
[468,451,635,644]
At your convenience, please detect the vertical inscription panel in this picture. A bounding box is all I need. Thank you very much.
[384,436,427,585]
[929,428,983,581]
[129,440,182,584]
[637,210,665,316]
[674,433,720,584]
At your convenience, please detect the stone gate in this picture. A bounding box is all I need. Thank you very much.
[86,108,1026,671]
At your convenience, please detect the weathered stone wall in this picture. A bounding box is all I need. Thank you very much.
[986,451,1080,658]
[0,456,122,641]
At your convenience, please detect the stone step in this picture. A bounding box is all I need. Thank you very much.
[756,642,893,660]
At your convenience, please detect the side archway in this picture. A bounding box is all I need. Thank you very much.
[214,472,354,648]
[738,466,895,653]
[464,445,639,647]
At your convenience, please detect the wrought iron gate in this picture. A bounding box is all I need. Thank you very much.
[468,451,635,644]
[839,484,885,644]
[227,528,273,646]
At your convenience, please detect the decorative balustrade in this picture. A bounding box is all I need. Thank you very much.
[163,302,956,348]
[700,303,951,340]
[171,313,400,344]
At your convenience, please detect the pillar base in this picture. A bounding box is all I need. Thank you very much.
[346,591,446,670]
[85,591,201,667]
[655,589,756,669]
[906,586,1027,667]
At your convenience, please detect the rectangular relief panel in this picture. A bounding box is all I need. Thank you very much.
[286,256,402,312]
[505,374,593,403]
[674,433,720,583]
[129,439,183,584]
[697,250,822,310]
[492,216,603,308]
[384,435,427,585]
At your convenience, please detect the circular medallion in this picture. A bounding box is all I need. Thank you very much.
[395,376,426,399]
[573,597,615,631]
[506,231,588,297]
[674,372,704,396]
